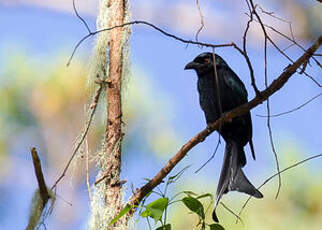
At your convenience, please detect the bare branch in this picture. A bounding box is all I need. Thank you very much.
[257,92,322,118]
[73,0,91,34]
[302,71,322,87]
[51,82,103,190]
[31,147,50,206]
[263,35,281,199]
[195,0,205,44]
[67,20,242,66]
[265,24,320,68]
[220,202,244,225]
[243,0,260,95]
[266,100,281,199]
[67,14,263,101]
[27,147,52,230]
[194,133,221,174]
[237,153,322,222]
[248,0,282,198]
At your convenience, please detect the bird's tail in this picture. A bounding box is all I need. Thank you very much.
[212,140,263,222]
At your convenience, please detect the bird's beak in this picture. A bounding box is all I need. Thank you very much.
[184,61,199,70]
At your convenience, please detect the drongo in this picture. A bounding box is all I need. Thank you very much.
[185,52,263,222]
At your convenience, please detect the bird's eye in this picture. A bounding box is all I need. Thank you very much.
[204,58,210,64]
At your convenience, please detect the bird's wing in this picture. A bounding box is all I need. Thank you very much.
[218,66,256,159]
[220,66,248,104]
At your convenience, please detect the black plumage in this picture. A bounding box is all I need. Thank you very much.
[185,52,263,222]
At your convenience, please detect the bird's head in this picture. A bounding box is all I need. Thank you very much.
[184,52,227,76]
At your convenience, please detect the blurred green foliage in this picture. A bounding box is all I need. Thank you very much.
[167,149,322,230]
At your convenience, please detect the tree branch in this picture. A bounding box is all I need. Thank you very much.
[51,81,103,190]
[128,35,322,211]
[257,92,322,118]
[31,147,49,206]
[236,153,322,222]
[67,20,242,67]
[195,0,205,44]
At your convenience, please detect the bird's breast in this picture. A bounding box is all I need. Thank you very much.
[197,77,220,123]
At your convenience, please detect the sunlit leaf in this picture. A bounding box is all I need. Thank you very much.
[140,197,169,223]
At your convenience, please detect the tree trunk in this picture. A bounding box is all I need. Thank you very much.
[104,0,125,223]
[89,0,129,229]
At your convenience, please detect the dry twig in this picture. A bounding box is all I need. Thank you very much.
[195,0,205,44]
[236,153,322,222]
[31,147,50,206]
[248,0,281,198]
[257,93,322,118]
[51,83,103,190]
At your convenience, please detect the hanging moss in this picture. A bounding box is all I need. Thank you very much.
[26,188,56,230]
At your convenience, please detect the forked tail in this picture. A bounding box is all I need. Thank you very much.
[212,140,263,222]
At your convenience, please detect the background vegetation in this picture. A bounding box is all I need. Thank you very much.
[0,0,321,229]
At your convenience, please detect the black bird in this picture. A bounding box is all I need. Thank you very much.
[185,52,263,222]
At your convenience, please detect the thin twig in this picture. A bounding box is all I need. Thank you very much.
[194,133,221,173]
[246,5,321,73]
[51,83,103,190]
[195,0,205,45]
[257,93,322,118]
[266,99,281,199]
[258,5,320,68]
[250,0,282,199]
[67,20,241,66]
[302,71,322,87]
[211,49,223,129]
[243,0,260,95]
[31,147,50,206]
[264,36,281,199]
[73,0,91,34]
[258,6,291,24]
[220,202,244,225]
[251,16,321,68]
[282,43,295,52]
[236,153,322,222]
[68,14,260,101]
[27,147,51,230]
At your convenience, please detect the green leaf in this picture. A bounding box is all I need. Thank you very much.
[155,224,171,230]
[182,196,205,219]
[209,223,225,230]
[196,193,213,200]
[109,204,131,226]
[183,190,198,197]
[140,209,152,218]
[138,191,153,215]
[140,197,169,223]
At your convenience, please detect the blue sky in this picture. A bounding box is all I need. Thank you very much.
[1,2,321,229]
